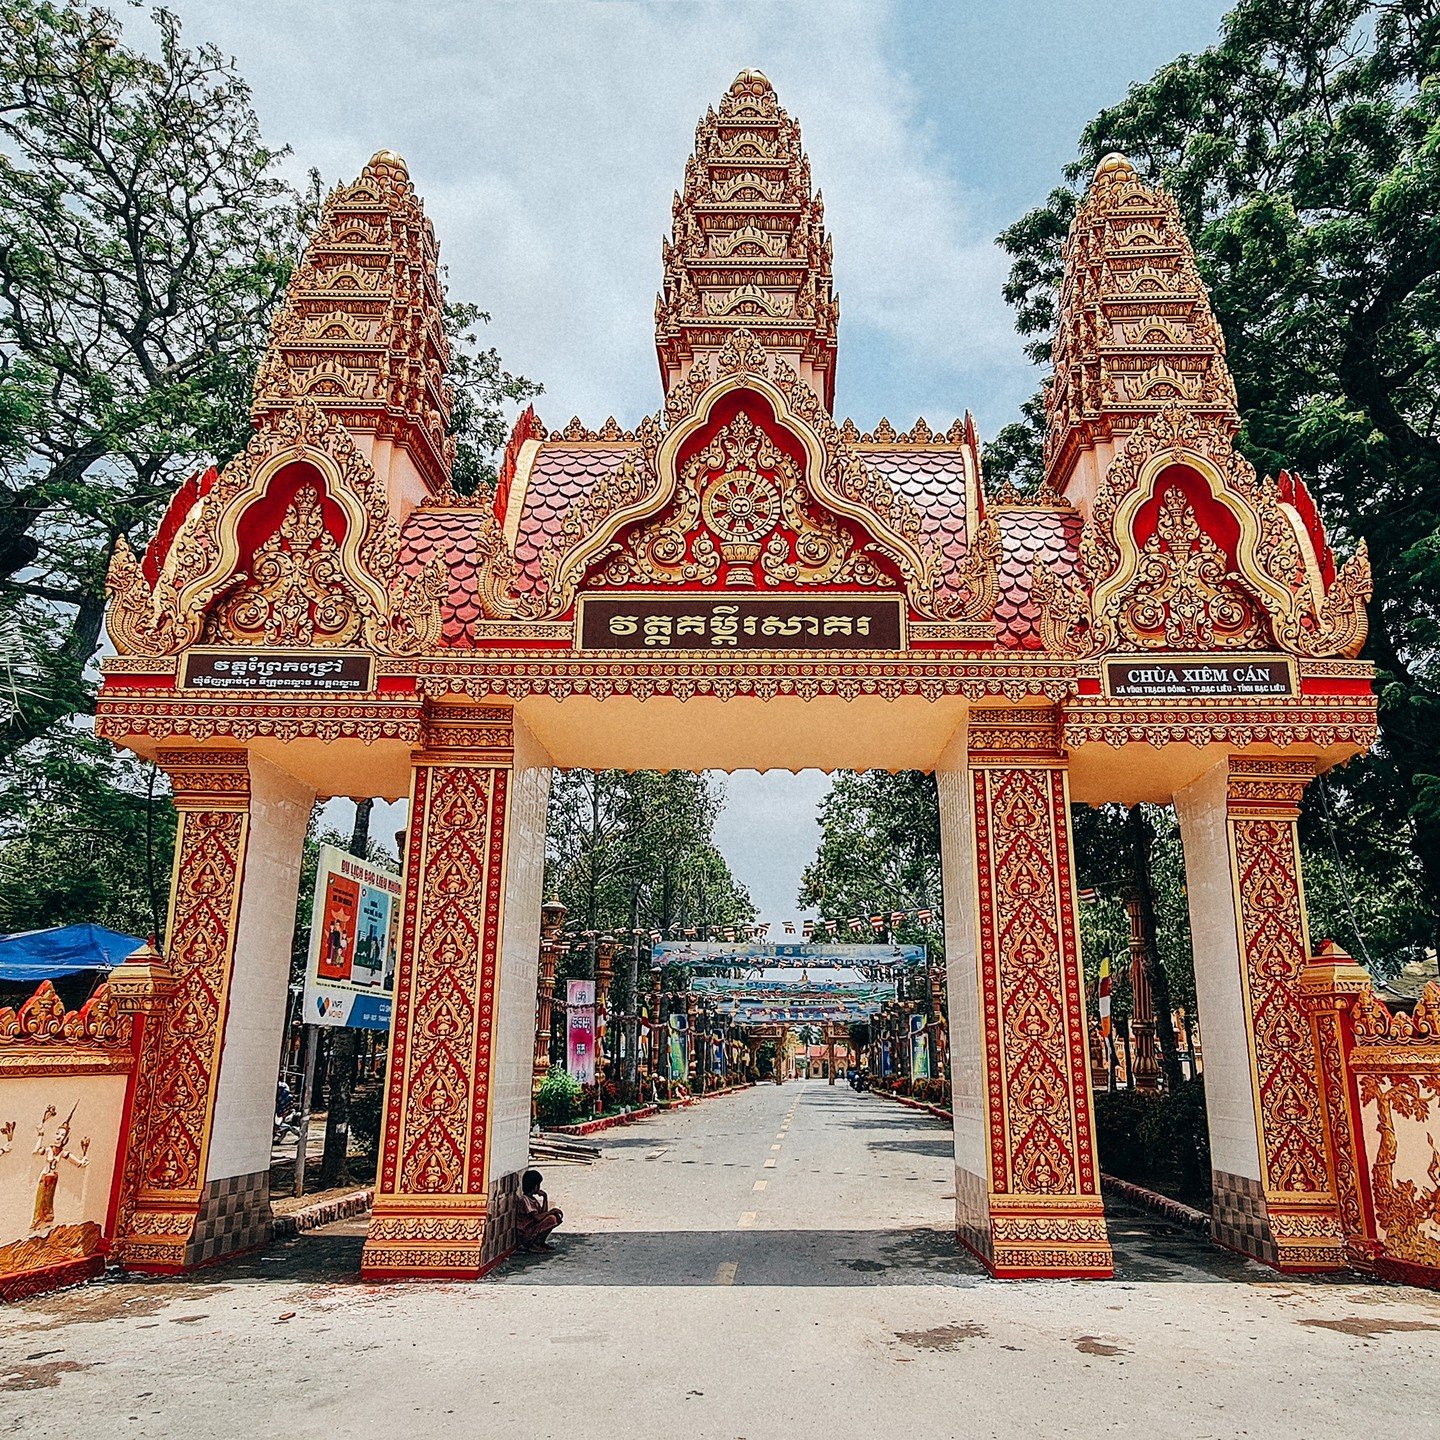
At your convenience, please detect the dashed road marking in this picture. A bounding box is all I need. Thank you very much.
[753,1180,767,1191]
[714,1261,739,1285]
[738,1211,757,1227]
[770,1143,782,1151]
[764,1158,777,1168]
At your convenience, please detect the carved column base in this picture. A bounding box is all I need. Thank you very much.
[957,1168,1113,1278]
[362,1170,522,1280]
[123,1172,274,1273]
[1210,1170,1344,1271]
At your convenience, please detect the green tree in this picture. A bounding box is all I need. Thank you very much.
[797,770,942,953]
[993,0,1440,965]
[0,1,538,763]
[0,728,174,938]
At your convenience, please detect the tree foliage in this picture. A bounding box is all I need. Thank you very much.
[992,0,1440,964]
[0,0,537,765]
[0,727,174,937]
[797,770,944,954]
[545,769,755,954]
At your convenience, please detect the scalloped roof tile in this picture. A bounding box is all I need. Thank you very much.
[992,505,1084,649]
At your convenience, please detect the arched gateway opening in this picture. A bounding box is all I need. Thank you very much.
[95,74,1375,1283]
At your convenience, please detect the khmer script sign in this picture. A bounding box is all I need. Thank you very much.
[1103,657,1295,699]
[576,594,905,652]
[180,648,375,692]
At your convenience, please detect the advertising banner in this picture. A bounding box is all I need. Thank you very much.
[910,1014,932,1080]
[303,843,401,1030]
[667,1014,688,1082]
[567,980,597,1086]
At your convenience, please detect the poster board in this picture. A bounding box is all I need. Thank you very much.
[303,843,402,1030]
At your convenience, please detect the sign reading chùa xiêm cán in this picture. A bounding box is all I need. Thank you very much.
[576,594,905,652]
[1103,657,1295,699]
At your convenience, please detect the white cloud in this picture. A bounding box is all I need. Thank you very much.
[165,0,1020,431]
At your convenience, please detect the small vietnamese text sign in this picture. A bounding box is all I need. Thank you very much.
[1103,656,1295,699]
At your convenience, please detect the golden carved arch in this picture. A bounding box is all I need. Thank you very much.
[105,401,445,657]
[1033,405,1371,659]
[536,333,951,619]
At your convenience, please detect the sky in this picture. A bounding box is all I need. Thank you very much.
[160,0,1233,926]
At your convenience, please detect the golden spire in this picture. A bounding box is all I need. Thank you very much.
[251,149,455,496]
[655,70,840,410]
[1043,153,1238,497]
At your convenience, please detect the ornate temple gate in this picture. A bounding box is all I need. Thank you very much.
[92,74,1378,1282]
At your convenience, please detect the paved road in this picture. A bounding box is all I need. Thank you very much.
[3,1082,1439,1439]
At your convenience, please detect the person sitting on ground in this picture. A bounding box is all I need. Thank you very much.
[517,1168,563,1251]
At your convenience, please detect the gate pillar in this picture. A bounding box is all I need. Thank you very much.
[1175,756,1346,1270]
[116,748,315,1271]
[362,705,550,1280]
[938,707,1112,1278]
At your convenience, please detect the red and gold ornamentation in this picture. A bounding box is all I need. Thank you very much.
[1224,757,1345,1269]
[962,708,1111,1277]
[112,749,249,1270]
[362,706,515,1279]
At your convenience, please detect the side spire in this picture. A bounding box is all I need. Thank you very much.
[655,69,839,410]
[253,149,455,508]
[1043,153,1238,505]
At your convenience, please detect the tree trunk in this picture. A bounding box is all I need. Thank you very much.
[319,797,373,1187]
[1125,805,1185,1091]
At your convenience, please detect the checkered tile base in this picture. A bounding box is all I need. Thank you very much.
[954,1165,993,1263]
[480,1169,521,1270]
[1210,1169,1278,1265]
[184,1170,274,1268]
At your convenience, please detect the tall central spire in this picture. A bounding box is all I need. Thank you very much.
[655,69,839,410]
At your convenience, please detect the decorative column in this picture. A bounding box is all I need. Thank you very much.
[533,898,567,1091]
[937,707,1112,1279]
[686,991,699,1087]
[929,961,949,1083]
[1128,897,1161,1092]
[1296,944,1376,1266]
[116,748,314,1272]
[826,1032,836,1084]
[594,936,616,1091]
[362,705,551,1280]
[1175,756,1346,1271]
[649,969,664,1084]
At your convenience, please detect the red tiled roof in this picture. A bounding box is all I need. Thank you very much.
[860,449,974,609]
[511,444,633,596]
[993,505,1084,649]
[397,505,493,646]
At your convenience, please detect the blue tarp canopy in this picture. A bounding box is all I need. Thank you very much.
[0,924,142,983]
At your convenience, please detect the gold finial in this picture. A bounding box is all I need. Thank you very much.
[368,148,408,173]
[1094,152,1136,181]
[732,68,772,92]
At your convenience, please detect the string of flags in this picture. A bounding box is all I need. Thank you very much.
[548,906,938,953]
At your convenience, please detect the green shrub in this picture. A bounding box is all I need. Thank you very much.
[535,1065,583,1128]
[1093,1080,1212,1206]
[1093,1088,1151,1178]
[1138,1079,1211,1201]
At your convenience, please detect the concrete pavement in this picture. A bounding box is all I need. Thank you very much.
[2,1081,1438,1439]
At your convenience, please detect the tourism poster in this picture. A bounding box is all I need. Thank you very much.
[910,1014,931,1080]
[566,980,596,1085]
[303,844,403,1030]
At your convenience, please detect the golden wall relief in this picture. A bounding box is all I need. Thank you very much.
[0,981,134,1297]
[1351,983,1440,1279]
[1358,1070,1440,1273]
